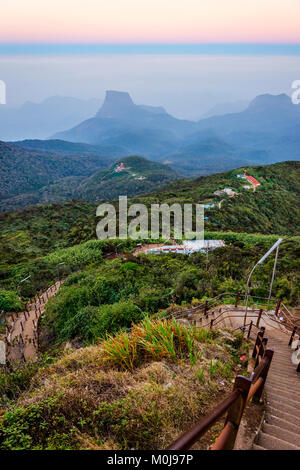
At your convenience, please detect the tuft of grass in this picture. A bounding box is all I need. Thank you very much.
[102,318,212,371]
[197,366,205,383]
[102,332,138,371]
[209,359,220,377]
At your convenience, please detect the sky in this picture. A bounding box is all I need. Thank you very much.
[1,0,300,44]
[0,0,299,117]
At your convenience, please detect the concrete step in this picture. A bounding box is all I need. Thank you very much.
[270,355,295,363]
[266,378,300,393]
[262,423,300,448]
[267,392,300,408]
[265,386,300,402]
[270,357,292,364]
[265,414,300,435]
[265,384,300,401]
[267,371,299,381]
[270,359,292,366]
[266,406,300,426]
[269,367,297,376]
[257,431,300,450]
[270,357,296,365]
[271,353,293,358]
[270,362,296,370]
[270,348,290,353]
[265,399,300,418]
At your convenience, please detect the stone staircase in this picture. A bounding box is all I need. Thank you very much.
[253,332,300,450]
[173,299,300,450]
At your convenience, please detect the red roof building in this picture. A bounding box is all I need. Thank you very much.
[245,175,261,186]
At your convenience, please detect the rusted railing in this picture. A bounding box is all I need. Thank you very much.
[169,292,279,321]
[167,327,274,451]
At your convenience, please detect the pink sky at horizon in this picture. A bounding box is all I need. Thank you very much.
[1,0,300,44]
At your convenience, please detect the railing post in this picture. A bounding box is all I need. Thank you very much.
[256,308,263,328]
[235,293,240,308]
[252,328,265,359]
[255,337,268,368]
[274,299,281,317]
[210,319,214,330]
[254,349,274,401]
[221,375,252,450]
[204,300,208,319]
[289,326,297,347]
[247,320,253,339]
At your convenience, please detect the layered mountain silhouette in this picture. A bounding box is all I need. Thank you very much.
[197,93,300,161]
[53,90,198,144]
[0,96,101,141]
[95,90,167,119]
[52,90,300,175]
[1,91,299,211]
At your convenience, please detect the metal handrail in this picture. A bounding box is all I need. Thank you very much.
[167,327,273,451]
[167,389,241,450]
[168,292,279,320]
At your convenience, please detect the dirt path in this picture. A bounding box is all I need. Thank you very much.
[5,242,170,363]
[6,280,63,363]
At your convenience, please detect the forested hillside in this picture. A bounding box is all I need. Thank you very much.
[1,161,300,451]
[1,161,299,266]
[138,161,300,235]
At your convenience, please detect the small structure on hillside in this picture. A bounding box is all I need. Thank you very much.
[115,162,126,172]
[214,188,237,197]
[146,240,226,256]
[244,173,261,187]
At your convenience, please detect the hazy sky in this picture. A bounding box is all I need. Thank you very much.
[1,54,299,118]
[0,0,299,117]
[1,0,300,43]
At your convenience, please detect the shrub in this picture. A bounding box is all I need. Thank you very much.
[0,289,23,313]
[56,301,144,344]
[102,318,213,371]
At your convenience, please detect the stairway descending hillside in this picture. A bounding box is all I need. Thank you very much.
[253,331,300,450]
[169,296,300,450]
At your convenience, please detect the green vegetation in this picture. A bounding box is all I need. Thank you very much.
[1,160,299,450]
[0,319,247,450]
[0,152,177,212]
[0,289,23,313]
[1,162,299,271]
[0,141,111,208]
[0,238,143,300]
[137,161,300,236]
[76,156,178,202]
[41,235,300,346]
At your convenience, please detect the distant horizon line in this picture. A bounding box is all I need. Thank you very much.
[1,43,300,55]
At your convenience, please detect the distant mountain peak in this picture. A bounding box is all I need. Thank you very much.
[96,90,135,118]
[247,93,293,112]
